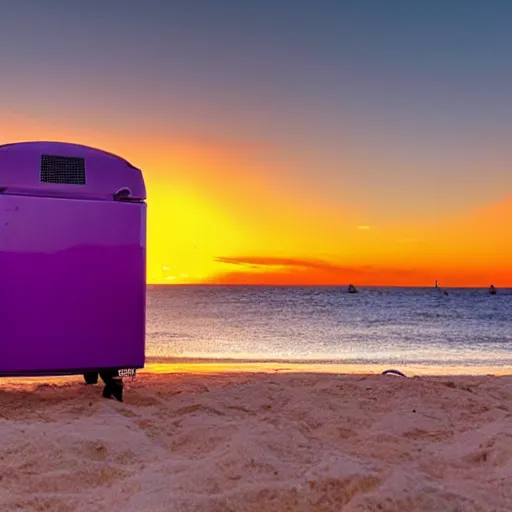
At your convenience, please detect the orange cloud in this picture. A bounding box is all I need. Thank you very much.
[214,256,357,273]
[208,256,440,286]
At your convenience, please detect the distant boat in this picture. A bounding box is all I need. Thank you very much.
[347,284,358,294]
[435,280,448,295]
[489,285,497,295]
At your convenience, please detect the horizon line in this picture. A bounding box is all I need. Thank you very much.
[146,283,508,289]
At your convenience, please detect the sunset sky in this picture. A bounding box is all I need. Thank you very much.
[1,1,512,286]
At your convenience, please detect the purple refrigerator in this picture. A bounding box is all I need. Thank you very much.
[0,141,146,392]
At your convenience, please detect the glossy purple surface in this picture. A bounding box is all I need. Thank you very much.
[0,142,146,376]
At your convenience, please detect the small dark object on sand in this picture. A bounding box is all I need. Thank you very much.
[83,372,99,385]
[103,379,123,402]
[100,371,124,402]
[382,369,407,377]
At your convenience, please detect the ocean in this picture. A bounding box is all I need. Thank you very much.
[146,285,512,370]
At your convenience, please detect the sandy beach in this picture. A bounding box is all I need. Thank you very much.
[1,367,511,511]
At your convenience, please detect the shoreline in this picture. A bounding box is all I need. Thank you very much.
[0,359,509,387]
[143,357,512,377]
